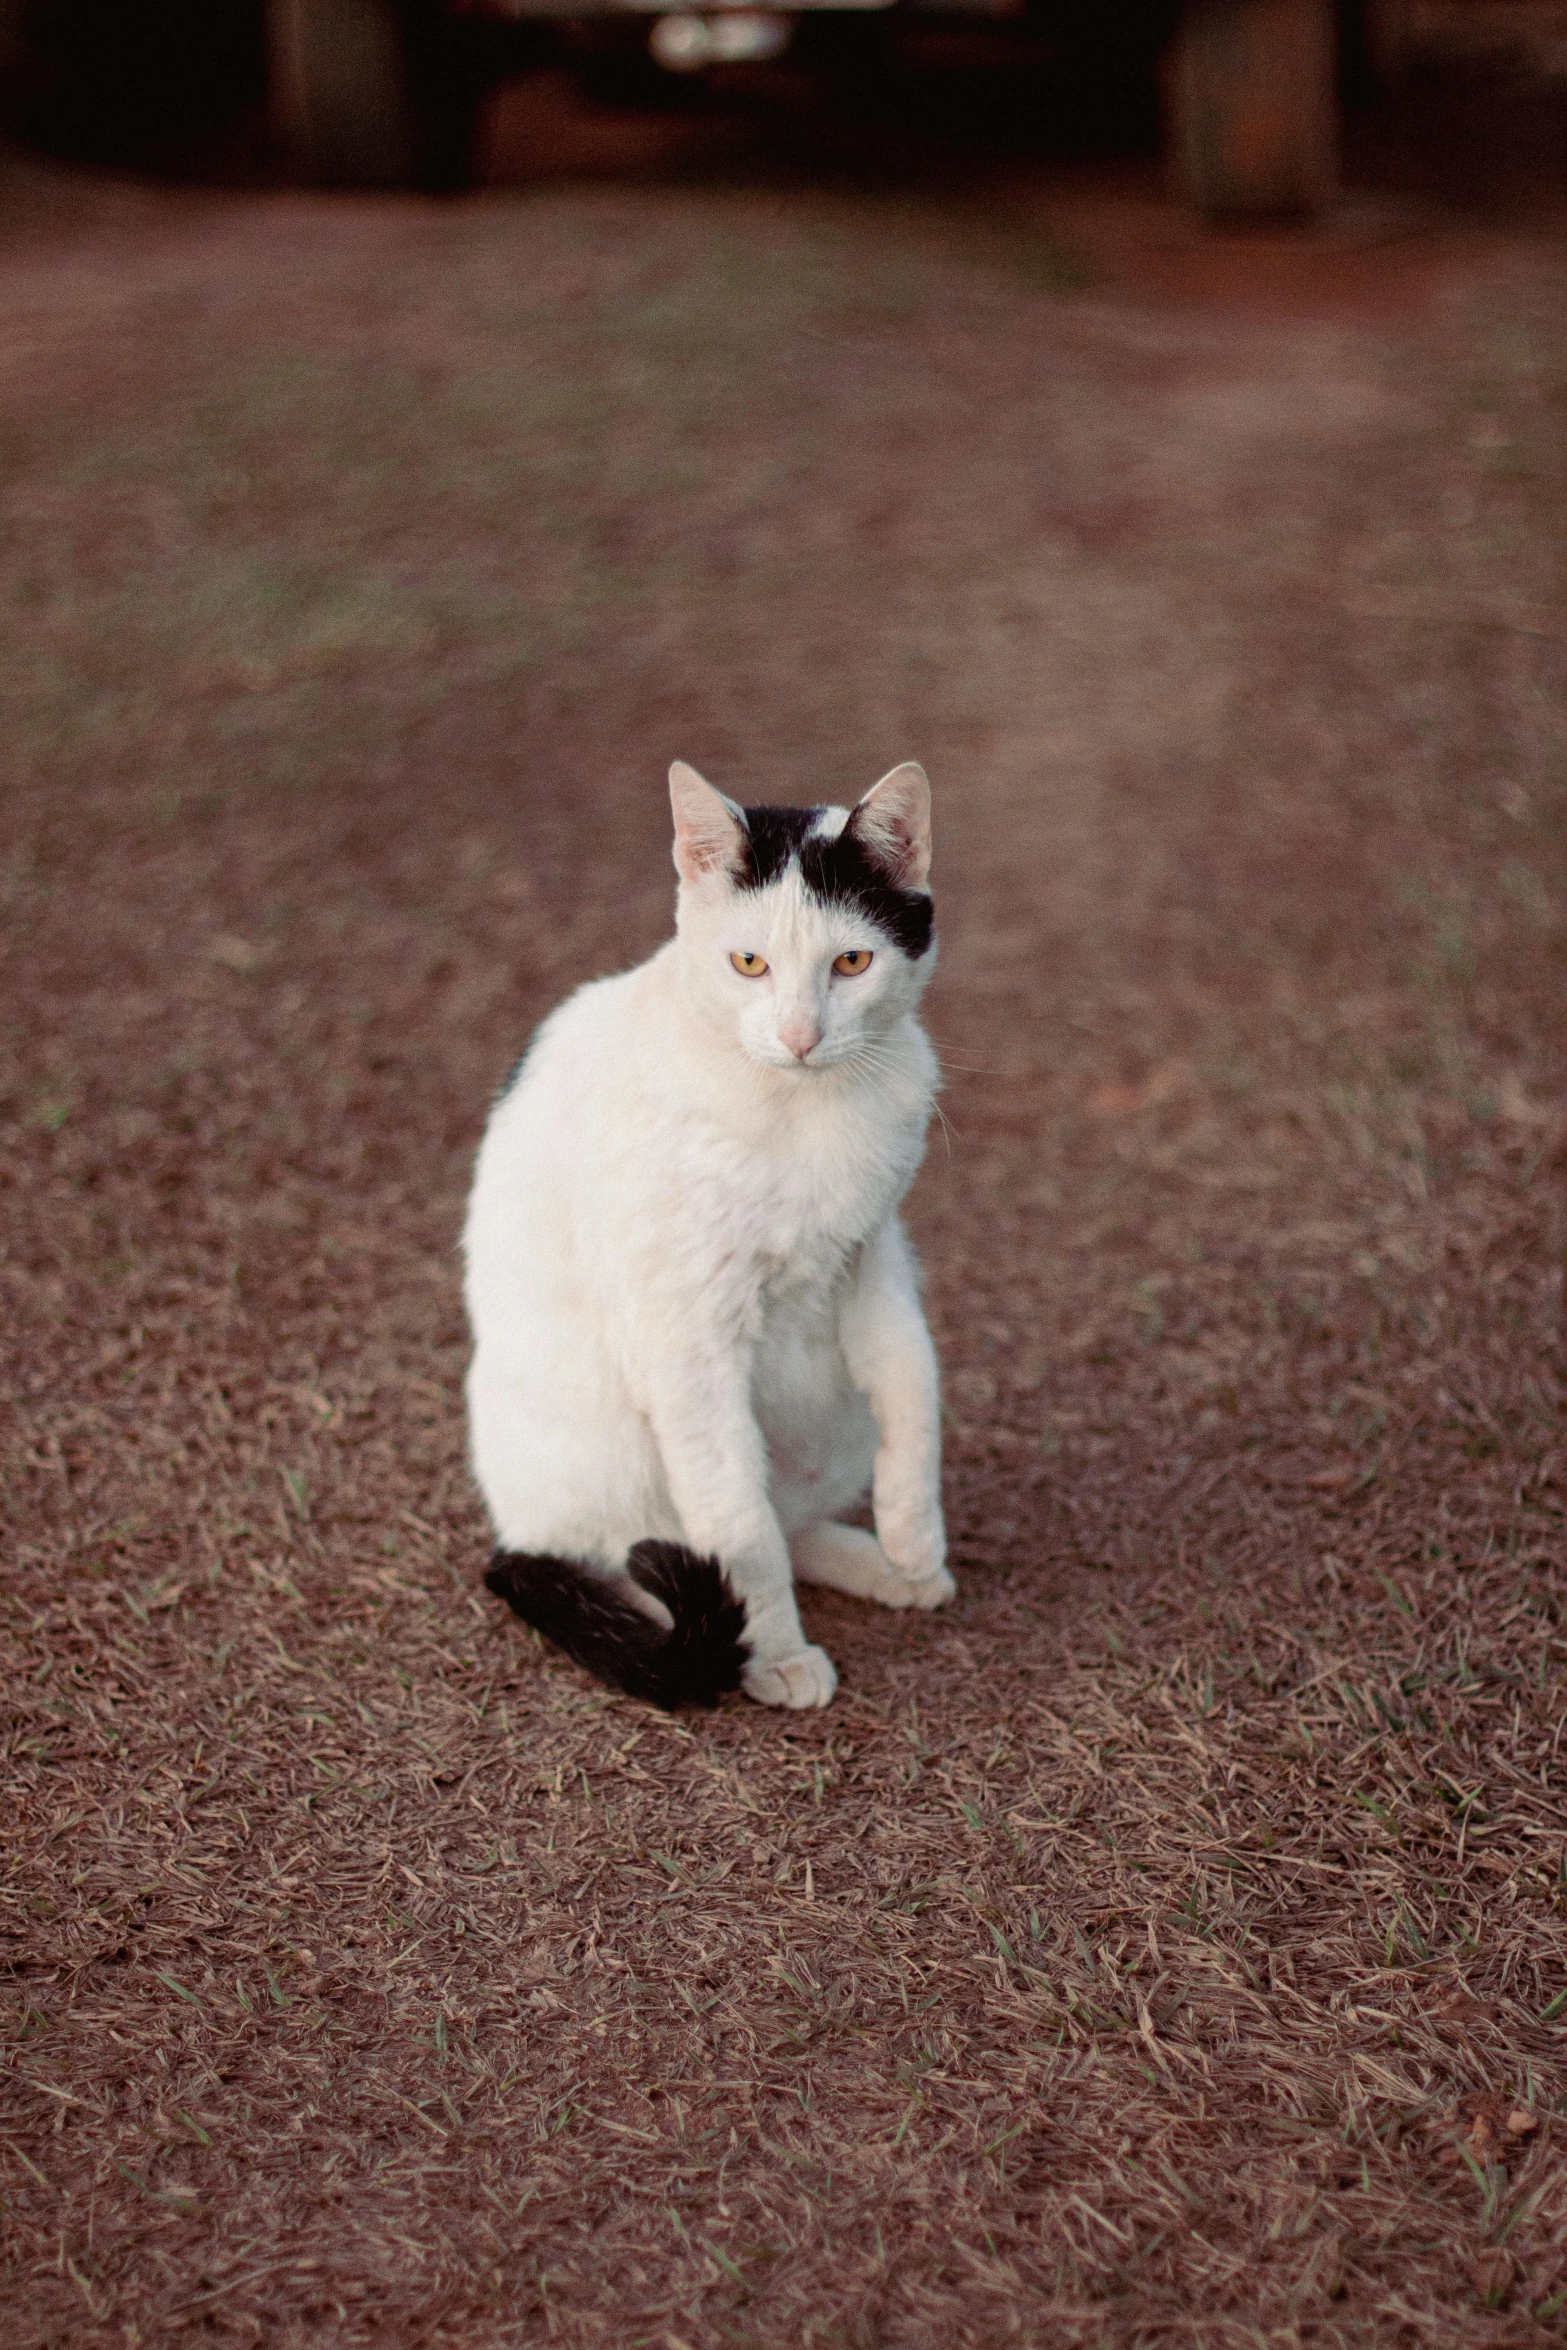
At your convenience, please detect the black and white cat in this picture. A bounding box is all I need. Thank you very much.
[463,760,953,1712]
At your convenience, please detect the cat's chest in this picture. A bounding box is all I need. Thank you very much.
[730,1103,915,1270]
[640,1051,929,1297]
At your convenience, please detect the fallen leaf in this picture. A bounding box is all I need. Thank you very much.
[1089,1081,1143,1115]
[1460,2096,1528,2161]
[1495,1072,1554,1127]
[1087,1062,1187,1116]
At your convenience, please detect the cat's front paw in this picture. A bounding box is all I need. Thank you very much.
[876,1526,949,1590]
[743,1645,837,1710]
[872,1486,947,1593]
[867,1559,956,1609]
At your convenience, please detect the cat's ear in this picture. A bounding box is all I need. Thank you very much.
[847,762,931,892]
[670,761,749,885]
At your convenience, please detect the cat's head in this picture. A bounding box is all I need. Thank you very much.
[669,760,935,1073]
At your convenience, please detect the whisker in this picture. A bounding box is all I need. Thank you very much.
[840,1041,962,1155]
[929,1053,1019,1077]
[923,1033,1023,1079]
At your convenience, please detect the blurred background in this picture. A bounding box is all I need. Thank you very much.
[2,0,1567,207]
[2,0,1564,1677]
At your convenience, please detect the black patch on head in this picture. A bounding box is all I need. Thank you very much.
[736,803,822,889]
[736,804,934,960]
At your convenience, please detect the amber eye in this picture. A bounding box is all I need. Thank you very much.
[833,949,874,978]
[730,950,769,978]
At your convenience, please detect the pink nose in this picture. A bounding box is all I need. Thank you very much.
[779,1016,823,1061]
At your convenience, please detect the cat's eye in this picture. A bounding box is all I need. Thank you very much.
[731,950,769,978]
[833,949,874,978]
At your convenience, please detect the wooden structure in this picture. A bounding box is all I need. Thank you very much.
[1170,0,1340,216]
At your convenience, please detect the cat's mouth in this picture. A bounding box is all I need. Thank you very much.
[758,1043,834,1073]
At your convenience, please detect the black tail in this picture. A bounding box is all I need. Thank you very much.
[483,1540,749,1710]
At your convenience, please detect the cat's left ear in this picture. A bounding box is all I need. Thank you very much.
[847,762,931,892]
[670,760,749,885]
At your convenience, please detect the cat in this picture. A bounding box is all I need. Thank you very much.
[462,758,954,1711]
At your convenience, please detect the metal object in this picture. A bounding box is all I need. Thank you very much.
[649,8,792,63]
[475,0,893,14]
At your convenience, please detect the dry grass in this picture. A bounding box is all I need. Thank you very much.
[2,122,1566,2347]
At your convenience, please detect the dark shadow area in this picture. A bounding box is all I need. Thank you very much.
[0,0,1175,186]
[1347,66,1567,220]
[0,0,271,175]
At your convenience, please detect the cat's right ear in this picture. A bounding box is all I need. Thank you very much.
[670,761,749,885]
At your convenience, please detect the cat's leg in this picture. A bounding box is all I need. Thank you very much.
[838,1218,955,1607]
[791,1521,952,1609]
[467,1342,676,1604]
[646,1358,836,1710]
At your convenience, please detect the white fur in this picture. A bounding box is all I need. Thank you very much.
[462,762,953,1711]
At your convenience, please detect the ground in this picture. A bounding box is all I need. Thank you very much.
[2,64,1566,2349]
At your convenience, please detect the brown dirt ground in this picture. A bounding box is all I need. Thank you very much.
[2,72,1566,2350]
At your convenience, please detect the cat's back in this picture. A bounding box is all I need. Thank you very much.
[482,953,658,1135]
[464,959,663,1327]
[467,949,682,1265]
